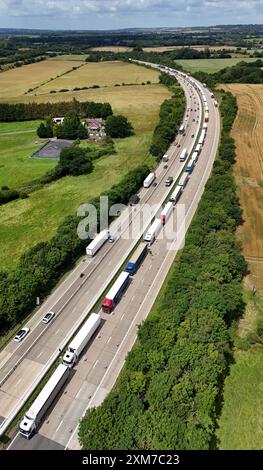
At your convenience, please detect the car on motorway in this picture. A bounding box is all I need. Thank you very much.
[14,327,30,342]
[129,194,140,205]
[42,311,55,324]
[108,234,115,243]
[163,164,168,169]
[165,176,173,187]
[177,143,181,148]
[152,181,157,186]
[191,133,195,138]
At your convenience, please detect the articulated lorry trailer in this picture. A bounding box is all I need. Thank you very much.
[19,364,70,439]
[125,242,148,276]
[102,271,130,313]
[160,202,173,224]
[144,218,163,245]
[62,313,101,367]
[86,230,109,257]
[143,172,156,188]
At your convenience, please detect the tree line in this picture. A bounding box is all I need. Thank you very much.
[0,99,113,122]
[0,164,149,332]
[150,74,186,160]
[193,59,263,87]
[78,91,246,450]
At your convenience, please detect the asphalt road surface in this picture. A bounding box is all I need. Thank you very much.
[7,70,220,449]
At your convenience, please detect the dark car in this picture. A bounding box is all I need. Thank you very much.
[129,194,140,205]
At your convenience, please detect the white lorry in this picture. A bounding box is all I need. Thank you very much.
[19,364,70,439]
[178,172,189,189]
[144,219,163,244]
[86,230,109,257]
[170,186,182,204]
[179,148,188,162]
[143,172,156,188]
[160,202,173,224]
[62,313,101,367]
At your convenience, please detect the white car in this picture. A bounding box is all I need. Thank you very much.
[42,311,55,324]
[14,327,30,342]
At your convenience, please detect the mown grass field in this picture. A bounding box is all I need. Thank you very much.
[0,121,56,188]
[217,84,263,450]
[175,58,255,74]
[0,59,84,99]
[33,61,159,95]
[0,80,170,271]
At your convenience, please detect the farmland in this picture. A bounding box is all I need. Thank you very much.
[217,84,263,449]
[0,59,84,99]
[175,58,255,74]
[0,60,170,271]
[31,61,159,95]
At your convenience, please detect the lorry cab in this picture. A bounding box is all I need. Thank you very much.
[19,415,35,439]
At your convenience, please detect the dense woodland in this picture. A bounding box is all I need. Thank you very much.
[78,91,246,450]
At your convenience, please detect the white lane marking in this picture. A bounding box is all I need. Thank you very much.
[76,386,84,400]
[36,351,43,360]
[106,336,112,344]
[120,313,125,321]
[92,360,99,369]
[55,420,64,434]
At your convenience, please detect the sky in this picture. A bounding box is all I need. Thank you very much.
[0,0,263,30]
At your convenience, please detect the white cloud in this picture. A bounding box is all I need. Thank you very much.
[1,0,263,28]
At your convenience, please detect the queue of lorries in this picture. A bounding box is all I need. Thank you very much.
[18,66,210,440]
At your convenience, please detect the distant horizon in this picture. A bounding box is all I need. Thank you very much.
[0,23,263,33]
[1,0,263,31]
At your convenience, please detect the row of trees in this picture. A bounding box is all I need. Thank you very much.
[150,74,185,159]
[78,92,246,450]
[0,99,113,122]
[0,165,149,331]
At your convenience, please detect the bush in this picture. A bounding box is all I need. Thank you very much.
[56,111,88,140]
[105,115,133,138]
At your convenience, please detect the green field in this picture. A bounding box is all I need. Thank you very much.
[217,348,263,449]
[175,58,256,74]
[0,121,56,188]
[0,82,170,271]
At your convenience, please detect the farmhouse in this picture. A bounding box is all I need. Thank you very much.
[86,118,103,132]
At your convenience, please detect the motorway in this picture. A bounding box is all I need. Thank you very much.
[6,68,220,450]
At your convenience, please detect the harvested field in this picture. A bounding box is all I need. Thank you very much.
[92,46,132,52]
[217,84,263,450]
[222,84,263,280]
[33,61,159,95]
[0,59,83,99]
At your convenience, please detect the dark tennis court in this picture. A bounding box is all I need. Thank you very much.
[32,139,74,159]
